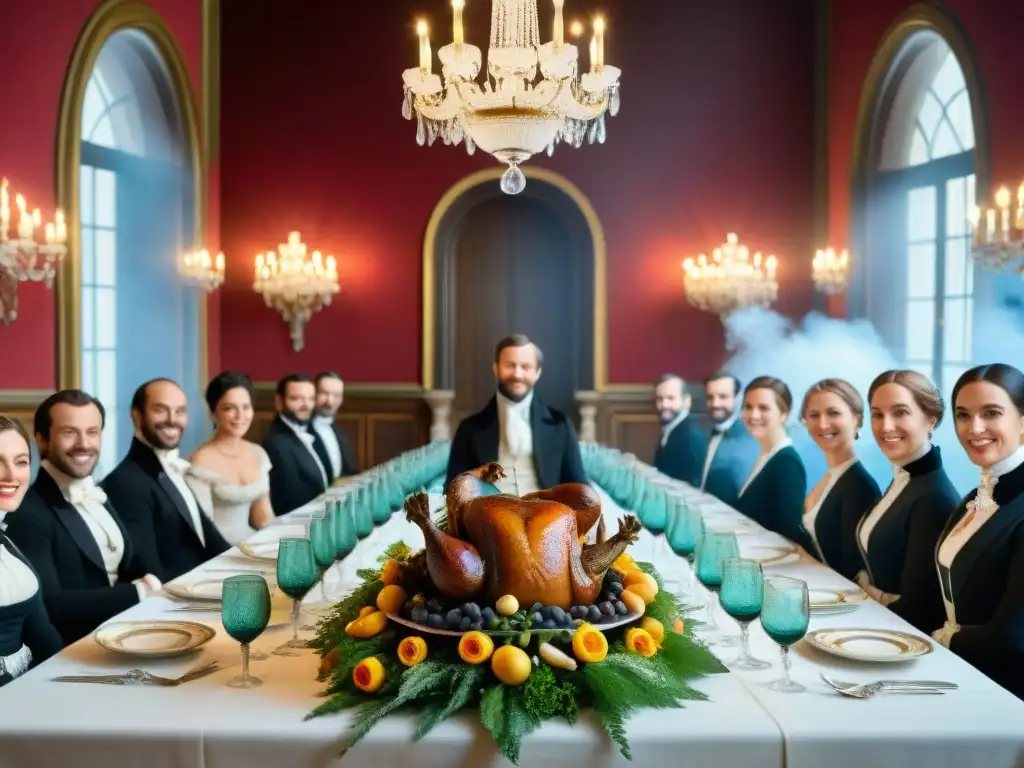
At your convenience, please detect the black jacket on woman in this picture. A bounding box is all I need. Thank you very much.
[805,461,880,581]
[0,534,63,687]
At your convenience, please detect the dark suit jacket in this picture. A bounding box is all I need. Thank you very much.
[805,461,881,581]
[103,438,229,583]
[933,460,1024,699]
[5,469,146,645]
[319,421,358,480]
[653,416,707,487]
[735,445,808,547]
[702,419,760,507]
[0,534,63,685]
[445,394,587,491]
[263,415,329,515]
[858,446,959,634]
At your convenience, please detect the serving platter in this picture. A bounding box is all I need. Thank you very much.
[385,610,643,638]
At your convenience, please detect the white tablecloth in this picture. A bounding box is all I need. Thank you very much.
[0,482,1022,768]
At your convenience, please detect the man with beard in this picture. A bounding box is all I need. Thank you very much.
[263,374,330,514]
[103,379,229,582]
[652,374,707,486]
[308,371,359,483]
[6,390,163,644]
[699,370,759,507]
[445,334,586,495]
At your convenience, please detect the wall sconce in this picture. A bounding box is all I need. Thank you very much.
[0,178,67,324]
[811,247,849,295]
[253,231,339,352]
[971,183,1024,273]
[179,248,225,292]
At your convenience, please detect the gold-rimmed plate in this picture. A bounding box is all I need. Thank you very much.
[745,545,800,566]
[94,620,215,658]
[805,627,932,662]
[165,578,226,602]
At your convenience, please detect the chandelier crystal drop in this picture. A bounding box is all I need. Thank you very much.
[971,183,1024,274]
[811,247,849,295]
[253,231,340,352]
[682,233,779,317]
[402,0,622,194]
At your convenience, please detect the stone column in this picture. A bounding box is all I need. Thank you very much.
[424,389,455,442]
[574,390,601,443]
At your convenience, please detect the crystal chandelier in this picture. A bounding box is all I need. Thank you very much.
[402,0,621,195]
[971,183,1024,274]
[682,233,779,317]
[0,178,67,324]
[811,246,849,295]
[253,231,339,352]
[179,248,225,292]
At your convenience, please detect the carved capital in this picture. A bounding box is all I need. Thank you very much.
[574,389,601,442]
[424,389,456,442]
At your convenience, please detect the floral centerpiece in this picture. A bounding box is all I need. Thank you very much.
[307,464,725,764]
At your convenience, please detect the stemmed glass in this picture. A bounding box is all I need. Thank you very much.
[761,576,810,693]
[694,530,740,644]
[273,537,319,656]
[329,496,357,597]
[221,575,272,688]
[720,558,771,670]
[308,511,336,604]
[665,497,705,605]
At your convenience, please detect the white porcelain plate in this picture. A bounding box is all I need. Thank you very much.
[94,620,215,658]
[745,545,800,566]
[165,578,226,602]
[805,627,932,662]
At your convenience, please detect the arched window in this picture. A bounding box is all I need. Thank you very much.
[78,30,199,476]
[860,32,976,397]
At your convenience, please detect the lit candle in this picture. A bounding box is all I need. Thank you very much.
[15,194,29,239]
[553,0,564,47]
[45,223,55,244]
[986,208,996,243]
[326,255,337,278]
[588,36,596,72]
[996,186,1011,241]
[593,17,605,71]
[54,209,66,243]
[417,20,431,73]
[215,252,225,273]
[766,255,778,278]
[1016,183,1024,231]
[452,0,464,47]
[0,179,8,237]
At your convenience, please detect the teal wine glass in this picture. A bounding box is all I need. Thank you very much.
[694,530,740,640]
[221,575,272,688]
[666,498,705,604]
[761,576,810,693]
[309,514,336,603]
[273,537,319,656]
[642,486,669,535]
[351,490,374,539]
[720,558,770,670]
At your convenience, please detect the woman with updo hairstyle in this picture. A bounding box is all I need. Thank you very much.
[856,369,958,633]
[923,363,1024,698]
[0,416,62,687]
[799,379,881,580]
[186,371,274,544]
[734,376,808,545]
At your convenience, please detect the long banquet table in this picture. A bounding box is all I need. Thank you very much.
[1,480,1023,768]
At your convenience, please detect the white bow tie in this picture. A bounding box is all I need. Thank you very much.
[68,481,108,507]
[162,450,191,475]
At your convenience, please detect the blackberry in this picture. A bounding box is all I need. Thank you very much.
[410,606,429,623]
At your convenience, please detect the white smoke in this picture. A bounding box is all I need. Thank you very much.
[717,304,1024,496]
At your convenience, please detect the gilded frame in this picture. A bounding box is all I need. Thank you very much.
[54,0,206,390]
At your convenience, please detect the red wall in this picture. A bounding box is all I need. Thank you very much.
[219,0,819,385]
[828,0,1024,249]
[0,0,204,389]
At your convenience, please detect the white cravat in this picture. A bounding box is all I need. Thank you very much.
[496,391,539,495]
[150,446,206,548]
[43,461,126,586]
[738,437,792,497]
[660,409,690,448]
[312,416,342,478]
[281,417,329,488]
[700,412,737,490]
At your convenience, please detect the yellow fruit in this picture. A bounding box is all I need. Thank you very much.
[376,584,408,615]
[640,617,665,647]
[458,631,495,664]
[625,628,658,657]
[379,559,402,585]
[619,589,646,615]
[495,594,520,617]
[623,570,658,592]
[397,636,428,667]
[491,645,532,685]
[358,606,377,619]
[571,622,609,663]
[673,618,685,633]
[352,656,386,693]
[346,610,389,638]
[611,553,636,574]
[626,575,658,604]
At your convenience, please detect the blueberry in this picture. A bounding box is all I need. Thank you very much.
[481,607,495,622]
[459,616,472,631]
[614,600,627,615]
[607,581,624,596]
[426,599,443,613]
[599,601,615,617]
[531,602,544,614]
[469,620,484,630]
[425,613,444,628]
[600,592,615,604]
[605,570,621,583]
[549,606,567,625]
[541,619,557,630]
[410,606,429,623]
[446,607,462,621]
[531,614,545,628]
[587,605,602,622]
[466,603,482,621]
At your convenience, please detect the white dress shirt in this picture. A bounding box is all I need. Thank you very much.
[312,416,342,478]
[148,446,206,548]
[660,409,691,448]
[0,539,38,607]
[496,391,540,495]
[281,417,329,489]
[700,412,738,490]
[803,456,858,557]
[857,442,932,551]
[738,437,792,498]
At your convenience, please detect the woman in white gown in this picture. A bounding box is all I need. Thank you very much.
[186,372,274,545]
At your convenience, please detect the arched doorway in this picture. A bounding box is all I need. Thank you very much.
[850,5,989,398]
[56,2,203,475]
[423,168,605,424]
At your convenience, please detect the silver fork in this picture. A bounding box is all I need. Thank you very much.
[820,674,955,698]
[53,660,220,686]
